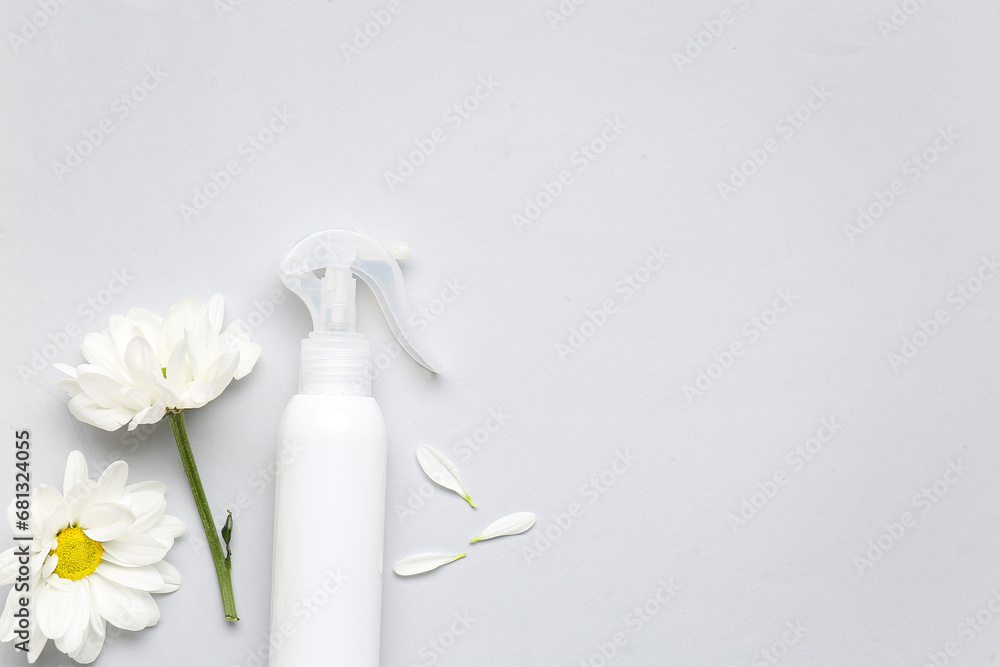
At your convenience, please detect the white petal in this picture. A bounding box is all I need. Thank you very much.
[393,552,466,576]
[164,338,192,390]
[150,560,181,594]
[177,379,217,409]
[28,632,48,663]
[39,502,72,544]
[159,298,201,362]
[123,337,164,394]
[96,460,129,502]
[223,320,261,379]
[470,511,536,542]
[101,531,169,567]
[126,308,163,355]
[79,503,134,542]
[126,490,166,533]
[89,575,154,630]
[124,481,166,496]
[67,393,135,432]
[76,369,131,410]
[79,331,130,382]
[0,587,18,641]
[42,554,58,578]
[183,323,214,380]
[145,514,186,547]
[68,614,106,664]
[52,582,92,655]
[63,451,88,497]
[94,562,164,592]
[63,479,99,520]
[127,402,167,431]
[107,314,141,361]
[203,294,225,334]
[184,351,239,407]
[146,595,161,626]
[33,485,65,526]
[56,375,83,398]
[54,362,78,379]
[415,444,476,507]
[208,353,240,394]
[37,581,86,639]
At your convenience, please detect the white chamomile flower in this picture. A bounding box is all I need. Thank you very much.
[0,451,185,664]
[55,294,261,432]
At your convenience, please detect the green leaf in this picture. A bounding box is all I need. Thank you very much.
[221,511,234,571]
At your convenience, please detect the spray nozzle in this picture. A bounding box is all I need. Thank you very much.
[278,229,438,374]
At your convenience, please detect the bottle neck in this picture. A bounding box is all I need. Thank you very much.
[298,331,371,396]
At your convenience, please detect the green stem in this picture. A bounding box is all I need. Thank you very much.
[167,411,239,622]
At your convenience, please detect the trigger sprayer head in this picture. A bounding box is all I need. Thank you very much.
[317,266,358,333]
[278,230,438,395]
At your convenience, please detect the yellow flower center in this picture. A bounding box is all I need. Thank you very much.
[51,526,103,580]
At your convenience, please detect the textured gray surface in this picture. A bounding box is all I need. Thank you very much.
[2,2,1000,665]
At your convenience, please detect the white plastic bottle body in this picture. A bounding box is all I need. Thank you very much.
[269,394,387,667]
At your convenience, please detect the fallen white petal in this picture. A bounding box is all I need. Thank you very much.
[393,552,466,576]
[470,512,536,543]
[415,444,476,508]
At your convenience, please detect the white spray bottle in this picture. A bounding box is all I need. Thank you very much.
[269,229,437,666]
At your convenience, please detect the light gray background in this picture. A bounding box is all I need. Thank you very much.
[2,1,999,666]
